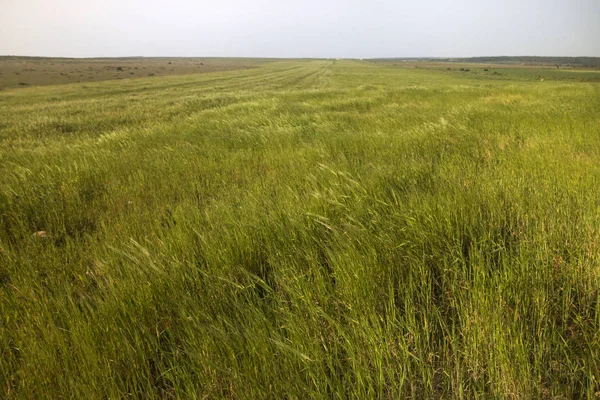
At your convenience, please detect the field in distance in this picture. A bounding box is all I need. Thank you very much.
[0,56,275,89]
[2,59,600,398]
[370,59,600,82]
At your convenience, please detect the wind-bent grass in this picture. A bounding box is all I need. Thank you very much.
[1,60,600,398]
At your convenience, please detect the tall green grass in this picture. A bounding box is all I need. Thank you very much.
[2,60,600,398]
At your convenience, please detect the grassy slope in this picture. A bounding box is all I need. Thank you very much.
[1,60,600,398]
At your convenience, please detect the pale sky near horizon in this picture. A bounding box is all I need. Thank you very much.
[0,0,598,58]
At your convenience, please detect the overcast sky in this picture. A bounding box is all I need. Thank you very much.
[1,0,598,58]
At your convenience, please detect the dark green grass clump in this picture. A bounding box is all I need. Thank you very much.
[2,60,600,398]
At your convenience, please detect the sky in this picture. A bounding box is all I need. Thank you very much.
[1,0,599,58]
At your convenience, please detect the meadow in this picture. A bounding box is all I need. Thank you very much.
[0,57,272,90]
[1,59,600,398]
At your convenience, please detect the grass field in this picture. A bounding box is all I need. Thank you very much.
[1,59,600,398]
[371,60,600,83]
[0,57,274,90]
